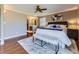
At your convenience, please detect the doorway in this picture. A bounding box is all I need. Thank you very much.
[27,16,39,31]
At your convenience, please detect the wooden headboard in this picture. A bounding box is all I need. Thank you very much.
[48,21,68,27]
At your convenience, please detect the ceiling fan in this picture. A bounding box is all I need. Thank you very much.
[35,5,47,13]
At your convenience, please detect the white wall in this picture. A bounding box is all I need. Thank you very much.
[3,9,27,40]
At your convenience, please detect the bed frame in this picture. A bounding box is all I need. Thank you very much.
[48,21,68,27]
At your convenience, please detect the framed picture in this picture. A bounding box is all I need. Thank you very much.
[52,14,63,21]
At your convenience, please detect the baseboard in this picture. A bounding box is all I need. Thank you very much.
[4,33,27,40]
[0,38,4,46]
[0,41,4,46]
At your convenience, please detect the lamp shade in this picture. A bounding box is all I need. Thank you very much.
[68,20,77,25]
[77,20,79,25]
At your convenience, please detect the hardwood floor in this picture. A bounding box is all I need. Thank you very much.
[0,35,30,54]
[0,32,78,54]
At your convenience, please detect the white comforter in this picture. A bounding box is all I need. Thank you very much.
[33,28,71,49]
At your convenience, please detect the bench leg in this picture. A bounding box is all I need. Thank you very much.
[40,40,46,47]
[32,36,34,43]
[33,37,46,47]
[55,43,59,54]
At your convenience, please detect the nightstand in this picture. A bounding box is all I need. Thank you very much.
[67,29,79,50]
[27,30,33,37]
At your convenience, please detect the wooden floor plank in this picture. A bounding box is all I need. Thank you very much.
[0,37,28,54]
[0,33,33,54]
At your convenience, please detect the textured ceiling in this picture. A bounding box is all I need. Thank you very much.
[4,4,78,16]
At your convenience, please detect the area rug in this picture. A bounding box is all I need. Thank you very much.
[18,37,73,54]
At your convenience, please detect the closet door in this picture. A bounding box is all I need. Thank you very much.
[39,17,47,27]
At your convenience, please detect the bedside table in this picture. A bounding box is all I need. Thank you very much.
[27,30,33,37]
[67,29,79,50]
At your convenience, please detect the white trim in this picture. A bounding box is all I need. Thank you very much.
[4,33,27,40]
[4,8,28,15]
[0,5,4,46]
[0,38,4,45]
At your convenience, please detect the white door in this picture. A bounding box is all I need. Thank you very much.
[39,17,47,27]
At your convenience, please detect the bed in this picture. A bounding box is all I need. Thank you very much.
[33,21,71,54]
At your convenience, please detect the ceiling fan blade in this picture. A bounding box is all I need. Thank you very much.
[34,10,42,13]
[41,8,47,10]
[39,9,43,13]
[35,5,47,13]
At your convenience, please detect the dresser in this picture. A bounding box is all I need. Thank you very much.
[67,29,79,50]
